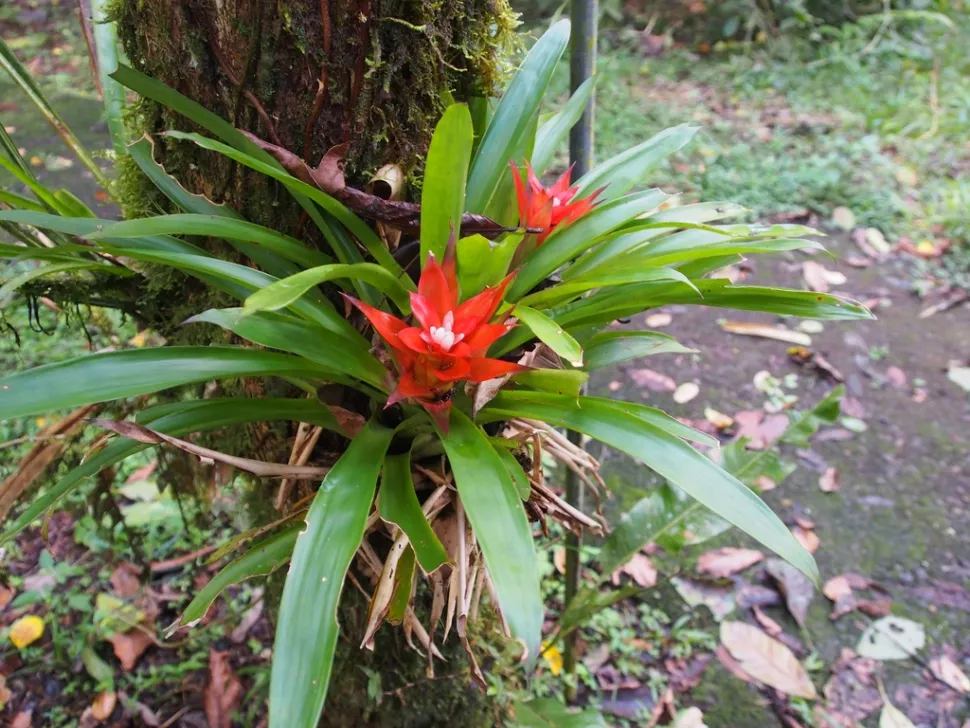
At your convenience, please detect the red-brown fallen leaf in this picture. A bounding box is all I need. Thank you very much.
[0,585,13,610]
[912,388,928,403]
[110,563,142,599]
[124,460,157,484]
[845,255,874,268]
[792,526,820,554]
[820,650,881,725]
[716,644,752,683]
[611,553,658,588]
[824,576,854,602]
[204,649,243,728]
[754,475,777,492]
[841,396,866,419]
[857,599,892,618]
[886,366,907,389]
[696,547,764,579]
[823,574,888,620]
[929,655,970,694]
[91,691,117,720]
[819,467,841,493]
[646,312,672,328]
[553,547,567,575]
[802,261,847,293]
[0,675,11,708]
[766,559,813,628]
[629,367,677,392]
[794,515,816,530]
[596,663,642,691]
[108,627,153,671]
[753,606,783,637]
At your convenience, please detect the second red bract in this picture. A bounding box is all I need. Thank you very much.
[345,249,525,428]
[512,161,602,245]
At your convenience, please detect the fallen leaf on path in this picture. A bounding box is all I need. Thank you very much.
[108,627,153,671]
[879,698,917,728]
[0,585,13,610]
[673,382,700,404]
[11,712,32,728]
[596,664,641,691]
[752,607,782,637]
[753,475,777,492]
[803,261,847,293]
[885,366,907,389]
[629,367,676,392]
[608,380,622,392]
[789,348,845,382]
[704,408,734,430]
[794,515,816,529]
[797,320,825,334]
[841,397,866,419]
[832,207,856,231]
[792,526,820,554]
[583,643,610,674]
[204,649,243,728]
[911,388,927,403]
[819,467,841,492]
[124,460,157,484]
[824,575,854,602]
[230,594,264,644]
[946,365,970,392]
[857,617,925,661]
[672,707,708,728]
[845,255,873,268]
[918,290,968,319]
[646,312,672,327]
[766,559,813,627]
[821,650,881,724]
[9,615,44,648]
[696,547,764,579]
[91,691,117,721]
[716,644,752,682]
[929,655,970,694]
[719,621,817,698]
[720,321,812,346]
[858,599,892,618]
[612,553,657,588]
[0,675,10,708]
[672,577,735,621]
[865,228,891,254]
[735,584,783,610]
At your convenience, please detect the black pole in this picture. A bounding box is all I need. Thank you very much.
[563,0,596,703]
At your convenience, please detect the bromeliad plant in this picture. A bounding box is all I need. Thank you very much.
[0,20,872,727]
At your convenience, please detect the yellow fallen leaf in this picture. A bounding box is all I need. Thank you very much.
[704,407,734,429]
[129,331,148,347]
[9,615,44,648]
[541,641,563,676]
[916,241,937,256]
[91,691,117,720]
[30,155,43,167]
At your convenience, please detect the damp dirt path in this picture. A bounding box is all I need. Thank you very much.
[588,232,970,726]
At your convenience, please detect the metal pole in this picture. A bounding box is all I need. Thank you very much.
[563,0,596,703]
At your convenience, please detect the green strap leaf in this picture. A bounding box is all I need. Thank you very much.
[573,124,699,202]
[243,263,413,318]
[519,266,696,310]
[531,76,596,176]
[379,452,449,574]
[185,308,387,391]
[479,392,819,584]
[583,331,695,370]
[89,0,127,156]
[492,444,533,501]
[466,20,570,213]
[512,368,588,397]
[0,347,335,422]
[178,527,299,628]
[514,305,584,367]
[89,213,332,270]
[421,104,473,266]
[508,189,669,301]
[438,409,542,662]
[0,398,342,545]
[0,261,132,304]
[271,419,395,728]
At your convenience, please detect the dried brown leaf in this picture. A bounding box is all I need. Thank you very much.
[629,367,677,392]
[719,621,817,698]
[673,382,700,404]
[612,553,658,588]
[792,526,820,554]
[91,691,117,721]
[802,261,846,293]
[110,563,142,599]
[646,312,672,327]
[753,606,782,637]
[203,649,243,728]
[108,627,153,671]
[819,467,841,493]
[886,366,907,389]
[696,547,764,579]
[720,321,812,346]
[766,559,814,627]
[930,655,970,694]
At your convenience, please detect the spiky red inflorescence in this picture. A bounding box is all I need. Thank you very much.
[512,160,603,245]
[345,248,525,429]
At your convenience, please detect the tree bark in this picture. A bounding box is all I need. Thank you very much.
[113,1,515,724]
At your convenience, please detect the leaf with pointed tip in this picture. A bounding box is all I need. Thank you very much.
[378,452,449,573]
[271,419,394,728]
[421,104,473,265]
[514,306,584,367]
[583,331,694,370]
[531,76,596,176]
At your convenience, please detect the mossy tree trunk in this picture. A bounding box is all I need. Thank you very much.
[113,1,514,724]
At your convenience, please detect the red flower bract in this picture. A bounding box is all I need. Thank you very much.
[344,249,525,429]
[512,161,602,245]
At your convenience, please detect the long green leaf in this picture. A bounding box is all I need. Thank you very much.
[0,37,115,195]
[438,409,542,661]
[0,189,46,213]
[0,155,69,214]
[379,452,449,573]
[0,261,131,304]
[0,347,336,421]
[513,698,609,728]
[514,305,584,366]
[421,104,473,265]
[508,189,668,300]
[178,527,299,627]
[583,330,694,370]
[574,124,699,202]
[186,308,386,390]
[243,263,413,317]
[520,266,696,310]
[271,419,394,728]
[89,214,332,269]
[623,230,824,269]
[531,76,596,176]
[164,131,403,278]
[465,20,570,213]
[112,65,379,302]
[0,398,342,545]
[479,392,819,584]
[89,0,127,156]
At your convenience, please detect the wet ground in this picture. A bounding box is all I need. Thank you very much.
[589,231,970,726]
